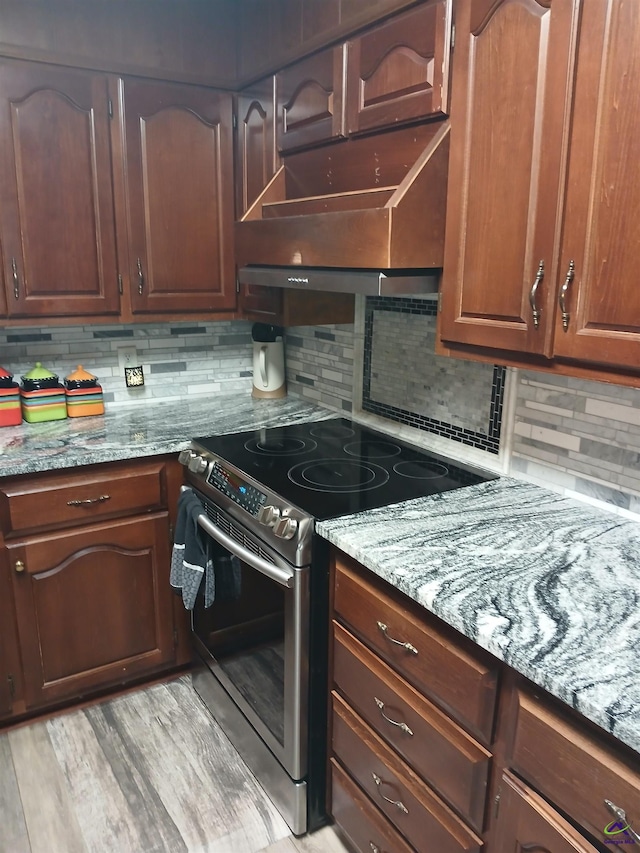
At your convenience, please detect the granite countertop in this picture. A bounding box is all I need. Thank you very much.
[317,477,640,756]
[0,394,337,478]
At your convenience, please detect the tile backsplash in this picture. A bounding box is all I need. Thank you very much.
[0,321,254,404]
[2,309,639,516]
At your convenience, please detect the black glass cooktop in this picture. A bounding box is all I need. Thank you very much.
[193,418,497,522]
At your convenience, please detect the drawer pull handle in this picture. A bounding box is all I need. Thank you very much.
[67,494,111,507]
[604,800,640,844]
[528,259,544,329]
[371,772,409,814]
[559,259,575,331]
[374,697,413,736]
[376,621,418,655]
[369,844,382,853]
[15,560,25,573]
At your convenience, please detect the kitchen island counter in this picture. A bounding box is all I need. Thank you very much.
[317,477,640,756]
[0,395,337,478]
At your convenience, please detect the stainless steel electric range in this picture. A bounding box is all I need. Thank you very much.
[177,417,496,836]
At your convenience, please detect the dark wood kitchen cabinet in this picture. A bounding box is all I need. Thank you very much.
[117,78,236,316]
[0,59,121,319]
[236,76,278,217]
[329,550,494,852]
[276,45,347,154]
[0,58,236,325]
[0,457,188,719]
[346,0,453,136]
[440,0,640,381]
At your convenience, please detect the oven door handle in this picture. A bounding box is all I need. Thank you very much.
[195,512,295,588]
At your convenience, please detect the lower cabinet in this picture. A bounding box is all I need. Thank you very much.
[329,549,495,852]
[0,456,188,722]
[492,772,599,853]
[328,547,640,853]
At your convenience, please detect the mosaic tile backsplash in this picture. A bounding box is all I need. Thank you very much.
[2,309,639,515]
[363,297,504,454]
[0,321,254,405]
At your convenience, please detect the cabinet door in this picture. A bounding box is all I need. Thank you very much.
[347,0,453,135]
[120,78,236,315]
[0,550,23,719]
[276,45,347,153]
[0,60,120,318]
[237,77,278,216]
[493,772,598,852]
[439,0,579,355]
[7,513,174,709]
[552,0,640,369]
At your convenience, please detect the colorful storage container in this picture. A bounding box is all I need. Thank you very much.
[65,365,104,418]
[0,366,22,427]
[20,362,67,423]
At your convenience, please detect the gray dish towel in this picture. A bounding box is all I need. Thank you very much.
[170,490,214,610]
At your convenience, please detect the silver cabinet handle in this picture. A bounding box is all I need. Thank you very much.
[604,800,640,843]
[369,844,382,853]
[371,772,409,813]
[528,259,544,328]
[376,621,418,655]
[11,257,20,299]
[559,259,575,331]
[67,494,111,506]
[374,697,413,735]
[137,257,145,295]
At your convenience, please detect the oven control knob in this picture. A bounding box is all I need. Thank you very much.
[178,449,195,467]
[188,454,208,474]
[274,516,298,540]
[258,505,281,527]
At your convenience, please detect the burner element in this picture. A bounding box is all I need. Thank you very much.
[244,436,317,456]
[393,459,449,479]
[288,458,389,492]
[309,423,355,440]
[344,439,401,459]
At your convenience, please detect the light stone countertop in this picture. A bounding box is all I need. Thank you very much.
[0,394,337,478]
[317,477,640,756]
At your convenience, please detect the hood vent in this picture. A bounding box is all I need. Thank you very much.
[238,266,439,297]
[235,121,450,275]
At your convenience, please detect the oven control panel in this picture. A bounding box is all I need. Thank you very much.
[207,461,267,516]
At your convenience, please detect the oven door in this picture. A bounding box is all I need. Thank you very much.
[188,492,309,782]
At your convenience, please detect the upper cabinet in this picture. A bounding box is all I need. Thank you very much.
[550,0,640,369]
[439,0,640,378]
[0,60,120,318]
[117,78,236,315]
[346,0,452,135]
[236,76,278,216]
[0,60,236,324]
[276,45,347,153]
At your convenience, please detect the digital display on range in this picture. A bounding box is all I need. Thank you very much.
[207,462,266,515]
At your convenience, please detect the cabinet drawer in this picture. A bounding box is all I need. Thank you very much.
[510,689,640,845]
[333,621,490,832]
[332,692,482,853]
[334,554,498,743]
[0,460,167,535]
[330,757,415,853]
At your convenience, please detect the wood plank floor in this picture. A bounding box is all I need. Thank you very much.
[0,676,350,853]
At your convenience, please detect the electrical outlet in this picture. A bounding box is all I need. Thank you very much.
[117,346,138,375]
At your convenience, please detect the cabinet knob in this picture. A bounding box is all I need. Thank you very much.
[15,560,25,573]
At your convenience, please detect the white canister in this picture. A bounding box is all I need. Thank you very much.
[252,339,286,398]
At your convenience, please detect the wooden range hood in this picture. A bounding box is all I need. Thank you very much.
[235,121,450,274]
